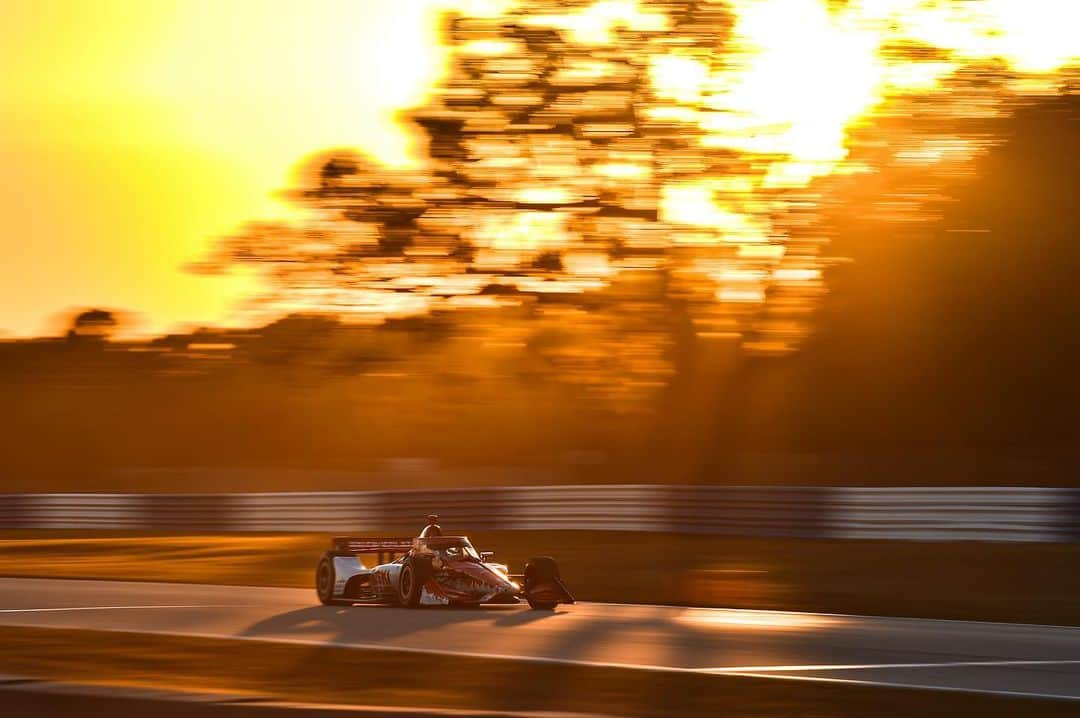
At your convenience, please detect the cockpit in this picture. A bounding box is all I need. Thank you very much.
[412,536,481,562]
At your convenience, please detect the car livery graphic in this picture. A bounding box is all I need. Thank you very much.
[315,535,574,610]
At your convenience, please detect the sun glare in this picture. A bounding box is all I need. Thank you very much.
[191,0,1077,359]
[2,0,1076,346]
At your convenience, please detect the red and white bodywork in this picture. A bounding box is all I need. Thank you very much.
[316,536,573,610]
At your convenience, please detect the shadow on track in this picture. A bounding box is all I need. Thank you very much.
[240,603,559,646]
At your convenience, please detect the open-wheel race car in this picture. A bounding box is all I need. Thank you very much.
[315,535,574,610]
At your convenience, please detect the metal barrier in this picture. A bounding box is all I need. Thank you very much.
[825,487,1077,542]
[0,486,1076,542]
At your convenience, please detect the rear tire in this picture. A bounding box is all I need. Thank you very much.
[316,554,338,605]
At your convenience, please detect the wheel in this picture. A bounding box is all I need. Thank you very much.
[527,597,557,610]
[525,556,561,610]
[524,556,560,584]
[316,554,338,605]
[398,560,427,608]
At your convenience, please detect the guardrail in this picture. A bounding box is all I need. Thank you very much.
[0,486,1076,542]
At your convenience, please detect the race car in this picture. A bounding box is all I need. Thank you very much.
[315,535,574,610]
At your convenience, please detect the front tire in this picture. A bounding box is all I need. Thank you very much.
[524,556,562,610]
[526,596,557,610]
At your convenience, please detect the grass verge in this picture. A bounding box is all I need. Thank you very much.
[0,625,1077,718]
[0,530,1077,624]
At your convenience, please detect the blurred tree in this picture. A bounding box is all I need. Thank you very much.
[67,308,117,341]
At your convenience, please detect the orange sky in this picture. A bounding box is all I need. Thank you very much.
[0,0,449,336]
[0,0,1075,338]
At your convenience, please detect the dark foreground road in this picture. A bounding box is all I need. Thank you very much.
[1,578,1078,700]
[0,677,598,718]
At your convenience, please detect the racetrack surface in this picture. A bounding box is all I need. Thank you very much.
[1,578,1078,701]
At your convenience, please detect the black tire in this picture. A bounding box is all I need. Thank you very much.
[316,554,338,605]
[527,597,558,610]
[525,556,560,584]
[398,559,427,608]
[524,556,560,610]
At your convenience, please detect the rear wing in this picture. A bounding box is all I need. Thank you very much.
[330,536,474,562]
[331,537,415,563]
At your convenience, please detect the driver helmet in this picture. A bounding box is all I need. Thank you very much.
[420,514,442,537]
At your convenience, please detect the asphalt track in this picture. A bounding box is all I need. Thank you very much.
[1,578,1078,701]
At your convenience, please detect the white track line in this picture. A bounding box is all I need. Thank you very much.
[707,659,1080,673]
[0,605,255,614]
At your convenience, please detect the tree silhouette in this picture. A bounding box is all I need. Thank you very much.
[192,1,1078,406]
[67,309,117,341]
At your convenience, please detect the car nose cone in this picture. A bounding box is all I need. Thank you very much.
[442,561,515,599]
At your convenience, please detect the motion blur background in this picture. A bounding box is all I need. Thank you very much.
[1,0,1078,492]
[1,4,1080,714]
